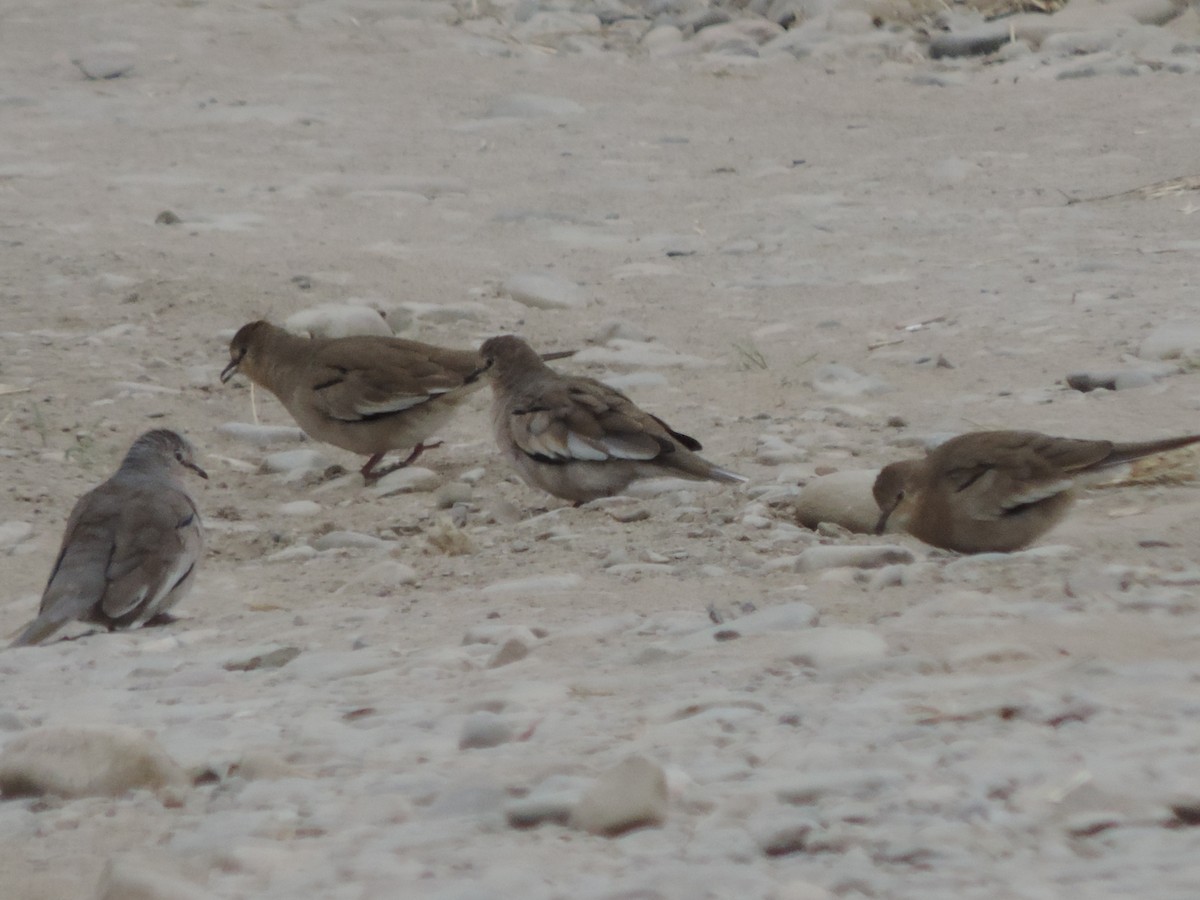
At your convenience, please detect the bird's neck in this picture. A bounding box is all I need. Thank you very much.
[245,327,312,394]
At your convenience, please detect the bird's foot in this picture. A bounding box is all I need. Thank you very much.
[362,442,443,482]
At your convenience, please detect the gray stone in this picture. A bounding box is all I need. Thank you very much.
[216,422,308,447]
[787,627,888,669]
[311,530,390,551]
[283,304,392,339]
[0,726,187,799]
[810,364,891,398]
[458,712,513,750]
[369,466,441,497]
[261,448,329,474]
[503,273,586,310]
[570,756,668,836]
[1139,323,1200,362]
[488,93,585,119]
[0,521,33,551]
[929,25,1013,59]
[93,855,217,900]
[793,469,887,534]
[795,545,914,572]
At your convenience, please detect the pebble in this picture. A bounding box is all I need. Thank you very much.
[1138,323,1200,362]
[368,466,441,497]
[487,638,532,668]
[569,755,669,836]
[94,856,217,900]
[787,627,888,669]
[503,273,586,310]
[487,93,585,119]
[282,304,392,339]
[73,48,135,80]
[276,500,321,516]
[792,469,886,534]
[261,449,329,474]
[795,545,915,572]
[311,530,390,551]
[435,482,472,509]
[0,726,187,799]
[0,521,33,551]
[216,422,307,447]
[481,573,582,597]
[458,712,514,750]
[1065,367,1171,392]
[809,364,892,398]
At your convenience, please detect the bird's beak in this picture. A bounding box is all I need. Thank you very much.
[220,351,245,384]
[187,461,209,480]
[465,359,494,385]
[874,507,892,536]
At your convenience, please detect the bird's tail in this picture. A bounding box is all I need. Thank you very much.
[707,465,749,485]
[9,615,67,649]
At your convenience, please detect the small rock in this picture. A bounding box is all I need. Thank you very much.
[261,449,329,474]
[283,304,392,339]
[488,638,532,668]
[369,466,440,497]
[481,574,582,597]
[277,500,321,516]
[809,364,891,398]
[0,521,33,551]
[435,482,472,509]
[487,93,585,119]
[792,469,886,534]
[312,531,389,551]
[73,49,135,80]
[223,646,302,672]
[154,210,181,225]
[0,726,187,799]
[788,628,888,669]
[570,756,668,836]
[1138,323,1200,362]
[217,423,307,447]
[459,712,513,750]
[506,793,577,829]
[503,273,586,310]
[795,545,914,572]
[94,856,217,900]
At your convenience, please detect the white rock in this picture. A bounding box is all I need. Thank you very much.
[793,469,886,534]
[809,364,891,397]
[487,93,585,119]
[1138,323,1200,361]
[481,574,582,597]
[283,304,391,339]
[458,712,513,750]
[795,545,914,572]
[788,628,888,669]
[93,855,217,900]
[369,466,441,497]
[311,531,390,551]
[0,726,187,799]
[570,756,668,836]
[0,521,33,551]
[217,423,307,447]
[277,500,321,516]
[503,273,586,310]
[261,449,329,474]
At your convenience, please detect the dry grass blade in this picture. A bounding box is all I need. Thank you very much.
[1066,175,1200,205]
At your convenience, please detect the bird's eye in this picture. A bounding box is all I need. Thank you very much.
[175,450,184,462]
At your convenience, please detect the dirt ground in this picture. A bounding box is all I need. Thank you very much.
[5,1,1200,897]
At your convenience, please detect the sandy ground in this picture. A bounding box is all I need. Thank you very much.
[5,1,1200,897]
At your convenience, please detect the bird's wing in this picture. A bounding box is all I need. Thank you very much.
[99,486,204,621]
[307,339,480,422]
[938,431,1107,521]
[507,377,689,464]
